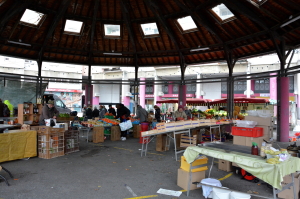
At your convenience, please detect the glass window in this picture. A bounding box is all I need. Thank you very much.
[211,4,234,21]
[177,16,197,31]
[55,100,64,108]
[221,81,247,94]
[141,23,159,36]
[64,20,83,33]
[254,78,269,93]
[20,9,44,26]
[104,24,121,36]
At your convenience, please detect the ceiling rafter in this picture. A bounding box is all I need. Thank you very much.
[37,0,72,63]
[144,0,185,67]
[89,0,100,66]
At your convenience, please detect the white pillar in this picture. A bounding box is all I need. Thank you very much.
[154,75,163,105]
[297,73,300,119]
[246,62,252,98]
[121,71,130,107]
[196,73,203,98]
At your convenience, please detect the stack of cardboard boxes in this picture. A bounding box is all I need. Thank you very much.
[177,156,208,190]
[233,116,274,147]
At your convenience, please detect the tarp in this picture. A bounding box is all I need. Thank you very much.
[0,130,37,162]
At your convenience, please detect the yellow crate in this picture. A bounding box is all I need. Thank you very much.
[180,156,208,172]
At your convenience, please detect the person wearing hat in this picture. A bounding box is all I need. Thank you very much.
[39,100,59,125]
[174,105,187,121]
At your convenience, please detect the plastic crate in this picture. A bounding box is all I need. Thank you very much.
[104,115,114,119]
[104,128,111,135]
[231,126,263,137]
[180,156,208,172]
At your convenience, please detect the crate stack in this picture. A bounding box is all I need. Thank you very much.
[64,130,79,154]
[177,156,208,190]
[37,126,65,159]
[232,116,274,147]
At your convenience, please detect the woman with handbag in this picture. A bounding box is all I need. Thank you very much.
[115,103,131,141]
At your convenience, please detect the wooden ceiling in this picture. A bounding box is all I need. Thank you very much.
[0,0,300,67]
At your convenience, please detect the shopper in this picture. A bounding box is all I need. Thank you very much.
[39,100,59,125]
[82,105,87,117]
[115,103,131,141]
[99,105,107,118]
[174,105,187,121]
[184,106,192,119]
[92,106,100,118]
[108,104,116,116]
[134,105,148,122]
[4,100,14,117]
[85,106,93,119]
[0,99,10,117]
[153,105,161,122]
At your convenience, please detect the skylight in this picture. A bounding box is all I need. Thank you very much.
[212,4,234,21]
[64,20,83,33]
[104,24,121,36]
[20,9,44,26]
[141,23,159,36]
[177,16,197,31]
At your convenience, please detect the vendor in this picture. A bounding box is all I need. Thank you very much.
[174,105,187,121]
[39,100,59,125]
[134,105,148,122]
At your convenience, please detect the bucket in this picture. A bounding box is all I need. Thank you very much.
[212,187,231,199]
[141,122,149,131]
[230,192,251,199]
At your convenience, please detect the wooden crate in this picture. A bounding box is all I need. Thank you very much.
[133,124,141,138]
[180,135,197,148]
[38,127,65,159]
[64,130,79,154]
[111,126,121,141]
[93,126,104,143]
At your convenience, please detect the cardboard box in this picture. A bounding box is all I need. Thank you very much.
[175,121,185,130]
[177,168,206,190]
[192,120,200,127]
[233,136,246,146]
[245,116,273,126]
[184,121,192,129]
[245,136,265,147]
[256,125,273,138]
[180,156,208,172]
[156,123,166,133]
[111,126,121,141]
[156,134,169,151]
[165,122,176,131]
[133,124,141,138]
[232,162,239,167]
[218,159,232,172]
[93,126,104,143]
[278,173,300,199]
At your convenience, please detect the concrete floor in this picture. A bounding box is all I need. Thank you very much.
[0,133,297,199]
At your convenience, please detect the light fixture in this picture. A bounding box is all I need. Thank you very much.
[103,52,122,55]
[280,15,300,28]
[190,47,210,52]
[7,40,31,46]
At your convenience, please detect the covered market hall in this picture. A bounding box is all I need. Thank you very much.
[0,0,300,199]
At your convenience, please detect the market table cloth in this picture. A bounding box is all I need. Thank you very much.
[184,146,300,189]
[0,130,37,162]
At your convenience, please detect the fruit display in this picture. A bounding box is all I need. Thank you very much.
[59,113,70,118]
[101,118,120,125]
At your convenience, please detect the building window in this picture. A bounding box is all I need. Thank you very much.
[255,78,269,93]
[146,82,154,94]
[175,16,198,33]
[186,84,196,94]
[20,9,45,27]
[221,80,247,94]
[140,22,159,38]
[64,20,84,35]
[104,24,121,38]
[173,85,179,94]
[163,84,169,93]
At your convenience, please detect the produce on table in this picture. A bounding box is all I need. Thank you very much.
[59,113,70,118]
[266,157,280,164]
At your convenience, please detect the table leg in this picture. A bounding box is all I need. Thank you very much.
[291,173,297,199]
[0,174,9,186]
[141,139,145,157]
[273,187,277,199]
[208,157,214,178]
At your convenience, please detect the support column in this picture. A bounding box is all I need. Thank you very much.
[270,73,277,117]
[246,63,252,98]
[168,82,173,94]
[154,76,162,105]
[85,85,93,107]
[297,73,300,119]
[140,77,146,108]
[178,84,187,106]
[279,77,290,142]
[122,71,130,107]
[196,73,203,99]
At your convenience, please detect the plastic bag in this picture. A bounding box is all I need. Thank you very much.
[45,119,56,126]
[236,120,257,128]
[119,120,133,131]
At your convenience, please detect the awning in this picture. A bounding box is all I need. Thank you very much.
[210,97,270,106]
[156,98,211,106]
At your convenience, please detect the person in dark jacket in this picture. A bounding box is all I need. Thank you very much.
[153,105,161,122]
[92,106,99,118]
[115,103,131,141]
[39,100,59,125]
[85,106,93,119]
[108,105,116,116]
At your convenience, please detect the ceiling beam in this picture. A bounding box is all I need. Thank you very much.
[173,0,223,43]
[88,0,100,66]
[222,0,269,31]
[37,0,72,63]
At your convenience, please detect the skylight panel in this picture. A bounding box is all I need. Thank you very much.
[64,20,83,33]
[141,23,159,36]
[20,9,44,26]
[212,4,234,21]
[104,24,121,36]
[177,16,197,31]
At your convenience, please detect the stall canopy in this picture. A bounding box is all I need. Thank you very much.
[157,99,211,106]
[211,98,270,106]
